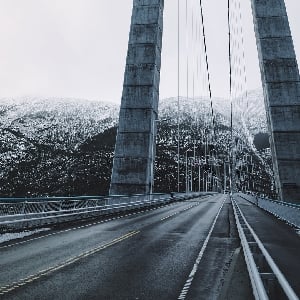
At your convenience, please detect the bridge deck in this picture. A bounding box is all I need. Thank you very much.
[0,194,242,300]
[0,193,298,299]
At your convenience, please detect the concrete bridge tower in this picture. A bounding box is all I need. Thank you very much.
[251,0,300,203]
[110,0,300,202]
[110,0,164,195]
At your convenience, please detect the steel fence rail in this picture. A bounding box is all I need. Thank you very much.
[238,193,300,228]
[231,197,268,300]
[0,192,212,233]
[0,194,169,216]
[232,196,298,300]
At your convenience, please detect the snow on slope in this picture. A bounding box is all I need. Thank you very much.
[0,90,269,196]
[159,89,267,135]
[0,90,267,172]
[0,97,119,150]
[0,89,266,148]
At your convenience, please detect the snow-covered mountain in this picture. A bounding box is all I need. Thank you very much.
[0,90,271,197]
[159,89,267,135]
[0,97,118,150]
[0,90,267,152]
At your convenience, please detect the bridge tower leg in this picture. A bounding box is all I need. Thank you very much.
[250,0,300,203]
[110,0,164,195]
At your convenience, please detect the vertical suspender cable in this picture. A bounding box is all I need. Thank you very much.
[237,0,249,111]
[228,0,233,193]
[228,0,232,138]
[177,0,180,193]
[192,1,195,107]
[191,0,197,192]
[185,0,189,193]
[186,0,189,104]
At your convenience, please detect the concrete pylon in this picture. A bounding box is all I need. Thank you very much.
[110,0,164,195]
[250,0,300,203]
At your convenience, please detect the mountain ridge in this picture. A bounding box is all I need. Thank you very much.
[0,89,273,197]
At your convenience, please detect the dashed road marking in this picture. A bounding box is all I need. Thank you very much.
[1,199,208,251]
[160,203,200,221]
[178,197,227,300]
[0,203,176,250]
[0,231,140,296]
[0,196,215,297]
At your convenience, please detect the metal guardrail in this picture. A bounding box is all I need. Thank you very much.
[238,193,300,228]
[0,192,206,233]
[231,196,298,300]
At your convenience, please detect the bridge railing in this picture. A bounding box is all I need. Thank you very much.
[232,197,299,300]
[0,198,105,217]
[0,192,209,233]
[238,193,300,228]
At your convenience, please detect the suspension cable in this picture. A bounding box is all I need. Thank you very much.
[177,0,180,193]
[237,0,249,112]
[199,0,215,139]
[186,0,189,103]
[228,0,233,140]
[228,0,234,193]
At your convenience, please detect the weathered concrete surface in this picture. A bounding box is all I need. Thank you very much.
[110,0,164,195]
[251,0,300,203]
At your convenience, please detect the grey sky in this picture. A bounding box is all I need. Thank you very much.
[0,0,299,103]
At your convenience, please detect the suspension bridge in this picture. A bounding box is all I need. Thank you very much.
[1,0,300,299]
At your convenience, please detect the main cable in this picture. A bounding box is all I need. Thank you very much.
[199,0,215,139]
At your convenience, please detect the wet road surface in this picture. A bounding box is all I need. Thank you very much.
[0,194,241,300]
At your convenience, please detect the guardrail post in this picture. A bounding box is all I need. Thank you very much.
[21,202,26,214]
[260,273,277,299]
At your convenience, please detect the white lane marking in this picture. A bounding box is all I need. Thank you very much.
[160,203,200,221]
[1,198,208,250]
[178,196,227,300]
[0,231,140,295]
[0,200,181,250]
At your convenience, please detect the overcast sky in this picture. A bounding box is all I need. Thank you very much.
[0,0,299,103]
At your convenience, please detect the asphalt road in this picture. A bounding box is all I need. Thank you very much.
[0,194,240,300]
[234,194,300,297]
